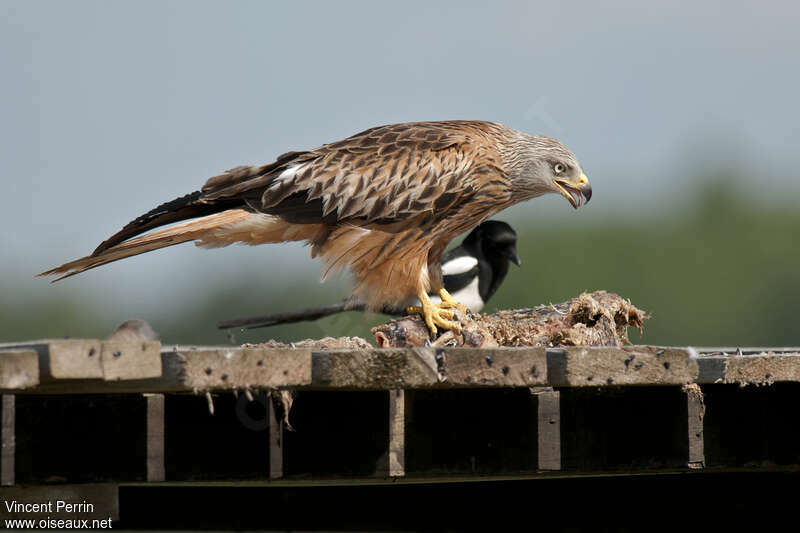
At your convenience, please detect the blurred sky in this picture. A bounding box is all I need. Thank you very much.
[2,0,799,326]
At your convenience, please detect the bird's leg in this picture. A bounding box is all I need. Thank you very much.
[407,289,462,337]
[437,288,468,312]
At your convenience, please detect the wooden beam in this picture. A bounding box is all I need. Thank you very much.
[268,397,283,479]
[547,346,698,387]
[441,348,547,387]
[0,349,39,390]
[14,346,313,394]
[388,389,405,477]
[183,347,312,390]
[0,339,160,382]
[684,384,705,469]
[724,354,800,385]
[312,347,547,389]
[696,353,800,385]
[0,339,103,379]
[1,394,14,486]
[101,340,161,381]
[6,343,800,394]
[312,348,438,388]
[532,388,560,471]
[146,393,165,482]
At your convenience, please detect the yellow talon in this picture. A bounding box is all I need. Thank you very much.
[408,289,463,337]
[437,288,468,312]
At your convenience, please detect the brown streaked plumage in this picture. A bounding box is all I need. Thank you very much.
[40,120,591,334]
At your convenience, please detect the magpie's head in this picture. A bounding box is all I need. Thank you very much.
[476,221,521,267]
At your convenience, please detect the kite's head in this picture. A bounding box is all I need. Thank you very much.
[503,133,592,209]
[552,169,592,209]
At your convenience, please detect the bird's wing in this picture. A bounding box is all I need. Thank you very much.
[200,121,512,231]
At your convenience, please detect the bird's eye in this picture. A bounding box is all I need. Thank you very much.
[553,163,566,174]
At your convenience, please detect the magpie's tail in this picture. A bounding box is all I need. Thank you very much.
[217,301,365,330]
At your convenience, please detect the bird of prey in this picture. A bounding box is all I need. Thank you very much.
[217,220,521,329]
[40,120,591,336]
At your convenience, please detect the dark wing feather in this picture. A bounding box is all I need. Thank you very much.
[92,192,243,255]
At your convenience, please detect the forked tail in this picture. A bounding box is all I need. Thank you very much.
[39,209,253,281]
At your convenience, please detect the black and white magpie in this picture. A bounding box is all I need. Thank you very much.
[434,220,520,312]
[218,220,521,329]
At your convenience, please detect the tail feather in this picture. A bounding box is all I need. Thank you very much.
[39,209,253,281]
[92,191,242,255]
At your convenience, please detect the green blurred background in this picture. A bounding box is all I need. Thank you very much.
[3,2,798,348]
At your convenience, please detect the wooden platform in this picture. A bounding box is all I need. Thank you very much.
[2,340,800,528]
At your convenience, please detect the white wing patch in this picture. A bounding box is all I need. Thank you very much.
[267,163,308,191]
[441,256,478,276]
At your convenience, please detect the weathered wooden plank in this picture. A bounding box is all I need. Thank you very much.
[698,354,800,385]
[312,348,438,389]
[183,347,312,390]
[533,388,561,471]
[548,346,698,386]
[102,340,161,381]
[268,397,283,479]
[724,354,800,385]
[311,347,546,389]
[0,349,39,390]
[146,394,165,482]
[0,483,119,521]
[684,384,705,469]
[0,339,103,379]
[697,347,800,356]
[441,347,547,387]
[45,340,104,379]
[0,339,160,383]
[7,347,311,394]
[8,344,800,393]
[388,389,405,477]
[1,394,14,486]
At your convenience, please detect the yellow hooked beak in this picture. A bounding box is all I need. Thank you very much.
[553,173,592,209]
